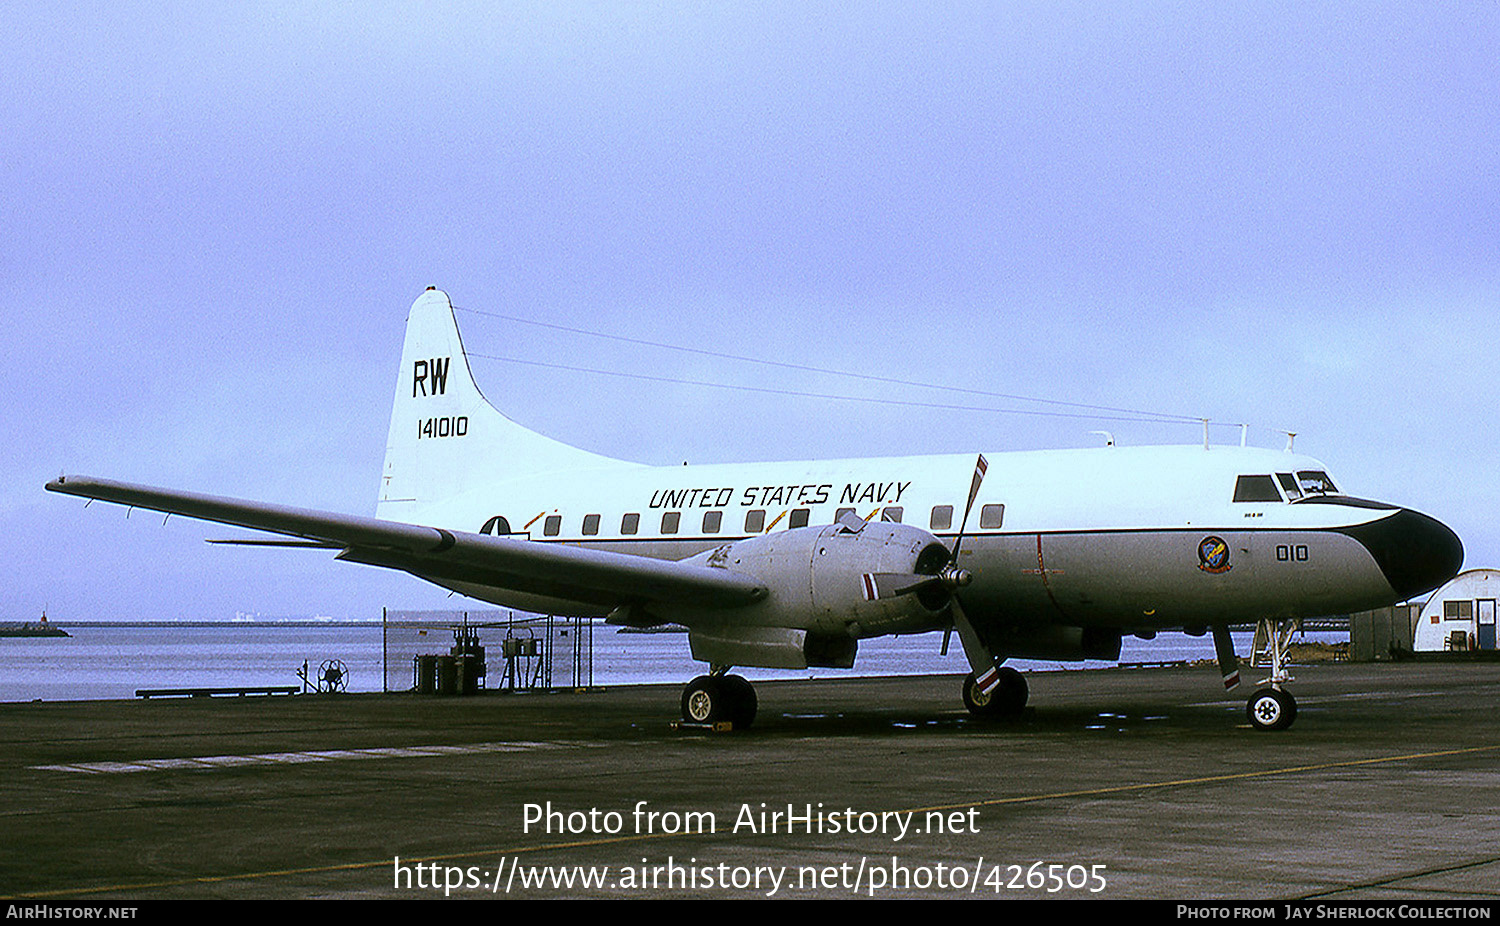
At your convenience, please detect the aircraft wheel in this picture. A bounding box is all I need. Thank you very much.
[682,675,756,728]
[962,668,1027,718]
[1247,687,1297,731]
[682,675,727,724]
[722,674,758,729]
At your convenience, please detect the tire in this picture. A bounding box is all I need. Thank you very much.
[963,668,1027,718]
[722,674,758,729]
[681,675,726,723]
[1247,687,1297,731]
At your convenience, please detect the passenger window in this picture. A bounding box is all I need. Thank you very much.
[702,510,722,533]
[979,504,1004,529]
[581,514,600,536]
[543,515,562,536]
[930,505,953,530]
[745,509,766,533]
[835,507,856,522]
[880,507,903,523]
[1233,475,1282,502]
[621,512,640,535]
[789,508,810,529]
[1276,473,1302,500]
[661,511,680,534]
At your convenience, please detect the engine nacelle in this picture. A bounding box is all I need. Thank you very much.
[656,519,955,669]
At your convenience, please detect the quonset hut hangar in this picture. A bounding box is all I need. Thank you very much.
[1413,569,1499,653]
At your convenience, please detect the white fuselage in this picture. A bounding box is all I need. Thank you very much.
[404,444,1412,634]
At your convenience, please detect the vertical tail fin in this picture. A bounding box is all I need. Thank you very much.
[377,289,627,519]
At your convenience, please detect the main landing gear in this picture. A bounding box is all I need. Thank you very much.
[681,670,757,729]
[962,666,1028,719]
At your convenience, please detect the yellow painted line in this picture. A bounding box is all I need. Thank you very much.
[12,743,1498,899]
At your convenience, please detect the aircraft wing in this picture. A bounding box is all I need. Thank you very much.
[45,476,767,610]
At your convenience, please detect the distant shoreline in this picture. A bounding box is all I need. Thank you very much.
[20,620,384,628]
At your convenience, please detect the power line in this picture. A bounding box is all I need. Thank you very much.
[455,305,1201,424]
[466,352,1193,425]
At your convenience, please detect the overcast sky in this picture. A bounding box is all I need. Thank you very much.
[6,3,1497,622]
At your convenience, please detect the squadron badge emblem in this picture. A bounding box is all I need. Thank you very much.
[1197,536,1232,574]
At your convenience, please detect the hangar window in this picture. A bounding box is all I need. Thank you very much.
[980,504,1004,529]
[880,507,903,523]
[1444,600,1473,621]
[1233,475,1283,502]
[1276,473,1302,500]
[543,515,562,536]
[1297,471,1339,496]
[789,508,810,529]
[702,510,722,534]
[930,505,953,530]
[745,509,766,533]
[621,512,640,535]
[661,511,680,535]
[581,514,600,536]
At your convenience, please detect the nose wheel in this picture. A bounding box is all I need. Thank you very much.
[1245,618,1300,731]
[1247,687,1297,731]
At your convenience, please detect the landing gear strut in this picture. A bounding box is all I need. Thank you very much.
[681,670,757,729]
[962,666,1027,718]
[1246,617,1299,732]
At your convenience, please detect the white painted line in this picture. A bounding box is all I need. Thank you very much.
[31,740,596,775]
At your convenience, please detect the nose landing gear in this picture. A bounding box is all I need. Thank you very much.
[1246,618,1299,732]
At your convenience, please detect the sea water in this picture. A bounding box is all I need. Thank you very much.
[0,622,1341,703]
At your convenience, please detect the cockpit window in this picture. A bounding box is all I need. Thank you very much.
[1276,473,1302,500]
[1233,475,1283,502]
[1296,471,1338,496]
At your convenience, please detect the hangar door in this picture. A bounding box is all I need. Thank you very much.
[1480,600,1496,650]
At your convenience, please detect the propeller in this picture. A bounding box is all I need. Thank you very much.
[859,456,988,633]
[943,455,1005,693]
[856,456,1000,692]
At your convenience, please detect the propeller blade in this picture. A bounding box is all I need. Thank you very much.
[1211,625,1241,689]
[860,572,940,601]
[861,565,970,602]
[949,454,988,564]
[951,597,1000,693]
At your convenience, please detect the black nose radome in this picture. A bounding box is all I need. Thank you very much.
[1339,508,1464,601]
